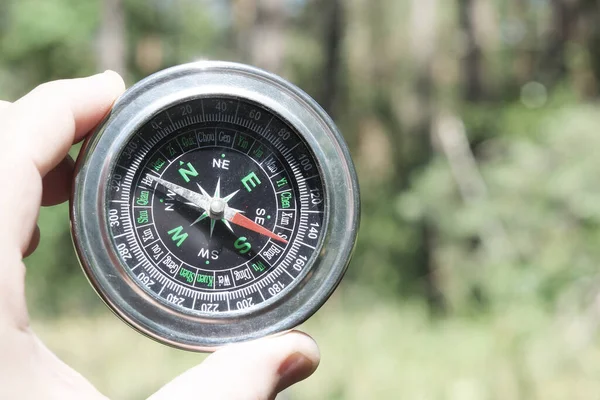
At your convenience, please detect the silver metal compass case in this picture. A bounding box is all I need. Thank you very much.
[70,61,360,351]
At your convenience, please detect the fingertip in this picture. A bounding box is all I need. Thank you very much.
[65,71,125,143]
[274,331,320,392]
[148,331,320,400]
[215,330,320,366]
[102,70,126,96]
[7,71,128,176]
[280,330,320,367]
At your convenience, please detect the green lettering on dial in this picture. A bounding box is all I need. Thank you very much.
[168,226,188,247]
[241,171,261,192]
[234,237,252,254]
[178,161,198,183]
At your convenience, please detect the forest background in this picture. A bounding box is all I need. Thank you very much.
[3,0,600,398]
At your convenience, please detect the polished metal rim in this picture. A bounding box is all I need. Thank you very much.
[71,61,360,351]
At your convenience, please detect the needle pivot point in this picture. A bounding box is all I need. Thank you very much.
[209,198,226,219]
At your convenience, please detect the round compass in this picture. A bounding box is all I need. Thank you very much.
[70,61,359,351]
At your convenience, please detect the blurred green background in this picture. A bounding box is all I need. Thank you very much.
[3,0,600,398]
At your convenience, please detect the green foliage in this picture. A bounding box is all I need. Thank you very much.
[34,294,600,400]
[399,100,600,313]
[0,0,99,97]
[4,0,600,397]
[26,204,104,315]
[123,0,222,80]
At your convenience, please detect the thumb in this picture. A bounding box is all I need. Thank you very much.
[148,331,320,400]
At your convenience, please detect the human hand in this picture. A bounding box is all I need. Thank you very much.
[0,72,320,400]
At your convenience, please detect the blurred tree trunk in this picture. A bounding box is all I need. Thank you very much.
[97,0,126,76]
[365,0,443,309]
[580,0,600,97]
[249,0,286,74]
[409,0,444,311]
[455,0,491,308]
[540,0,574,87]
[511,0,533,90]
[231,0,285,74]
[229,0,256,63]
[319,0,343,119]
[458,0,483,101]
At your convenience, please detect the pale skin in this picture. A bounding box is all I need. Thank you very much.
[0,71,320,399]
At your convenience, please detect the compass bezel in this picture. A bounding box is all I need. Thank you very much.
[71,61,360,351]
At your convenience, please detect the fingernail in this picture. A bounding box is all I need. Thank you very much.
[103,69,122,81]
[279,352,314,381]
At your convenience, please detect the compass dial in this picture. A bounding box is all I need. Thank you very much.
[107,98,325,314]
[71,61,359,350]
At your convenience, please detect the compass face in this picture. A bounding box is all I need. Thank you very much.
[106,97,325,314]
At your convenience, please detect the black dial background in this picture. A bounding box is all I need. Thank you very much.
[151,146,280,271]
[106,96,326,314]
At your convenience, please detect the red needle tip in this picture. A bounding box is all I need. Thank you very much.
[230,213,288,244]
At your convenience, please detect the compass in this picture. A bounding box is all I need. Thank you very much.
[70,61,360,351]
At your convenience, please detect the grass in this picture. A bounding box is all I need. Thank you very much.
[31,286,600,400]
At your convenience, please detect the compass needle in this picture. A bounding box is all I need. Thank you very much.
[225,211,288,244]
[209,219,216,238]
[71,61,359,350]
[222,219,234,233]
[196,182,211,198]
[214,177,221,199]
[191,211,209,226]
[222,189,239,203]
